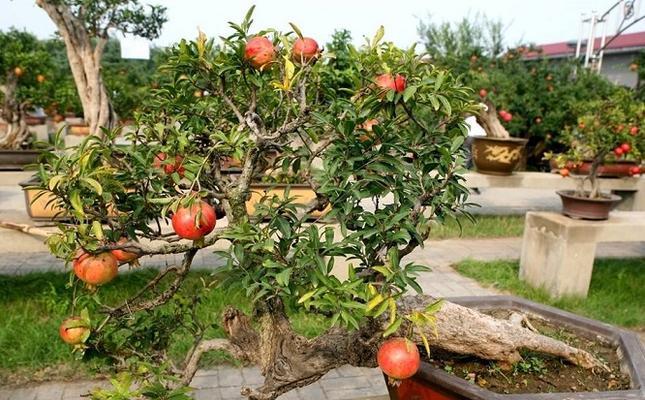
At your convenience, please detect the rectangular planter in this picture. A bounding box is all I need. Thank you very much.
[247,183,328,218]
[19,177,67,221]
[387,296,645,400]
[0,149,42,171]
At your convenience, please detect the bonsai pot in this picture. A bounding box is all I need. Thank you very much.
[0,149,42,170]
[19,177,67,221]
[472,137,528,175]
[550,159,642,177]
[557,190,622,220]
[247,183,328,218]
[386,296,645,400]
[67,123,90,136]
[25,115,46,126]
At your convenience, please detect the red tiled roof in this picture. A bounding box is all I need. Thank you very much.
[524,30,645,59]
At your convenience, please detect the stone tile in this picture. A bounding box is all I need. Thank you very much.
[190,373,219,389]
[324,387,387,399]
[240,366,264,386]
[216,367,244,387]
[219,386,245,400]
[192,388,222,400]
[319,376,369,390]
[33,383,65,400]
[4,388,36,400]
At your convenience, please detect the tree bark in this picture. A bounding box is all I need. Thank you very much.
[475,100,510,139]
[0,75,30,149]
[35,0,117,134]
[182,295,606,400]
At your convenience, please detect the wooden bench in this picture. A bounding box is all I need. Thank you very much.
[519,211,645,298]
[463,171,645,211]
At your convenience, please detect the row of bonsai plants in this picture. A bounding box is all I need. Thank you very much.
[26,7,645,400]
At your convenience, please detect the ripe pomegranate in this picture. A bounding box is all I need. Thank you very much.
[614,147,624,157]
[559,168,570,177]
[153,152,185,177]
[292,37,319,63]
[59,317,90,345]
[377,337,421,380]
[172,200,217,240]
[36,74,46,83]
[620,143,631,153]
[244,36,275,69]
[375,73,406,94]
[630,126,639,136]
[73,250,118,286]
[629,166,641,176]
[13,66,23,77]
[578,122,586,130]
[479,88,488,98]
[111,238,139,263]
[499,110,512,122]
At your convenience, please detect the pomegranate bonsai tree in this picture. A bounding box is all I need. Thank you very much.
[550,89,644,199]
[35,0,167,134]
[38,9,607,399]
[0,28,52,149]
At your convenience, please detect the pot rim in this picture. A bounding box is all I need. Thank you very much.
[473,136,528,144]
[556,190,622,203]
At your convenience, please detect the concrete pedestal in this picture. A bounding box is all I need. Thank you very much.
[519,211,645,298]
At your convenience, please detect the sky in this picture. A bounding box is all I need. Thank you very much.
[1,0,644,49]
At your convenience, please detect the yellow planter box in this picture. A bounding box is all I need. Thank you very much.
[247,184,329,218]
[20,179,67,221]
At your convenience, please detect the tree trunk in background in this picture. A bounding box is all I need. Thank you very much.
[0,76,30,149]
[35,0,117,135]
[475,100,510,139]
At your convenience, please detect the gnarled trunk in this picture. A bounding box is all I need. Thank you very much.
[0,75,30,149]
[475,100,510,139]
[36,0,117,134]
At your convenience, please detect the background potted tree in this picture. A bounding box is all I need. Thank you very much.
[0,28,52,169]
[36,0,167,134]
[550,89,644,220]
[36,10,627,400]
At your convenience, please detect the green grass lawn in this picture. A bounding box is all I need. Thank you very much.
[428,215,525,239]
[455,258,645,328]
[0,270,328,385]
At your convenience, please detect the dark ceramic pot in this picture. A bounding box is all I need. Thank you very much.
[0,149,42,170]
[472,137,528,175]
[557,190,622,220]
[386,296,645,400]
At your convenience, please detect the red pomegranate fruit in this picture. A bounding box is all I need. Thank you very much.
[479,88,488,98]
[73,250,119,286]
[111,238,139,263]
[172,200,217,240]
[377,337,421,380]
[244,36,275,70]
[620,143,631,153]
[375,73,406,94]
[153,153,185,177]
[292,37,319,63]
[59,317,90,345]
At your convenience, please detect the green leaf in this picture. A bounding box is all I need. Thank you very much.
[382,317,402,337]
[275,268,292,286]
[297,290,316,304]
[70,190,84,217]
[289,22,303,39]
[81,178,103,196]
[371,25,385,48]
